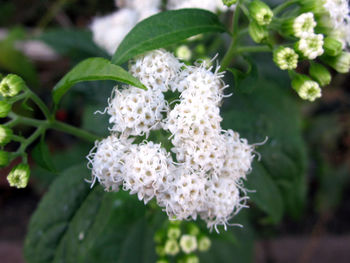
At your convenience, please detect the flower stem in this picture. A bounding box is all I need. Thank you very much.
[236,45,271,54]
[273,0,299,15]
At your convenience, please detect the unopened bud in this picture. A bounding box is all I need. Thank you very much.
[176,45,192,61]
[167,226,181,239]
[222,0,237,7]
[179,235,197,254]
[185,255,199,263]
[0,150,9,167]
[7,163,30,188]
[291,73,321,101]
[0,74,25,97]
[323,52,350,73]
[273,47,299,70]
[0,101,11,117]
[298,0,327,14]
[249,0,273,26]
[249,21,269,43]
[198,236,211,252]
[323,37,343,57]
[164,239,180,256]
[283,12,316,38]
[0,125,12,145]
[309,63,331,86]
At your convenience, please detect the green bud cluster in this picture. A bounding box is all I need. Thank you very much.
[154,221,211,263]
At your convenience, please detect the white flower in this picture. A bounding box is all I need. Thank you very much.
[293,12,317,38]
[273,47,299,70]
[179,235,197,254]
[296,33,324,59]
[107,86,168,136]
[167,0,233,13]
[90,9,139,55]
[116,0,161,12]
[129,49,183,92]
[87,135,133,191]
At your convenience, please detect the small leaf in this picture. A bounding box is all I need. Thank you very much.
[112,9,226,65]
[52,57,145,105]
[31,139,56,172]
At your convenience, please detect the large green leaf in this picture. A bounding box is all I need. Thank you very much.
[24,163,159,263]
[112,9,226,65]
[222,76,306,219]
[52,57,145,105]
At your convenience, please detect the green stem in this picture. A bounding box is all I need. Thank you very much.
[236,45,271,54]
[273,0,299,16]
[50,120,100,143]
[8,112,48,128]
[28,92,52,120]
[16,127,45,156]
[11,135,26,143]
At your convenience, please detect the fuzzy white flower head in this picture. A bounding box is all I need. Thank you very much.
[297,33,324,59]
[293,12,317,38]
[123,141,174,203]
[90,9,139,55]
[167,0,233,13]
[323,0,349,29]
[179,235,197,254]
[129,49,183,92]
[87,135,133,191]
[107,86,167,136]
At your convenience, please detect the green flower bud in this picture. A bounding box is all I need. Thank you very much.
[249,21,269,43]
[176,45,192,61]
[323,52,350,73]
[7,163,30,188]
[164,239,180,256]
[298,0,327,14]
[273,47,299,70]
[187,223,200,236]
[154,229,165,244]
[249,0,273,26]
[0,101,11,117]
[185,255,199,263]
[156,245,166,257]
[179,235,197,254]
[167,227,181,239]
[323,37,343,57]
[198,236,211,252]
[156,259,169,263]
[0,74,25,97]
[222,0,237,7]
[282,12,316,38]
[309,63,331,86]
[0,150,9,167]
[0,125,13,145]
[291,73,322,102]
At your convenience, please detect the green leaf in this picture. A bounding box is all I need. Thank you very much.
[52,57,145,105]
[222,76,307,219]
[24,163,159,263]
[245,162,283,223]
[112,9,226,65]
[31,139,56,172]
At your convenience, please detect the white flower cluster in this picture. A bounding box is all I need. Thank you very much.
[91,0,235,55]
[322,0,350,49]
[88,49,256,231]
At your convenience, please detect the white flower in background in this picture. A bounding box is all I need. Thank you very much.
[293,12,317,38]
[107,86,167,136]
[167,0,233,13]
[115,0,161,13]
[296,33,324,59]
[90,8,139,55]
[129,49,183,92]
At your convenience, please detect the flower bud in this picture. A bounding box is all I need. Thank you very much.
[176,45,192,61]
[185,255,199,263]
[295,33,324,60]
[291,73,322,101]
[156,259,169,263]
[249,21,269,43]
[0,125,13,146]
[164,239,180,256]
[222,0,237,7]
[323,52,350,73]
[0,150,9,167]
[156,245,166,257]
[167,226,181,239]
[0,74,25,98]
[323,37,343,57]
[187,223,200,236]
[298,0,326,14]
[0,101,11,117]
[179,235,197,254]
[7,163,30,188]
[282,12,316,38]
[273,47,299,70]
[198,236,211,252]
[309,63,331,86]
[249,0,273,26]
